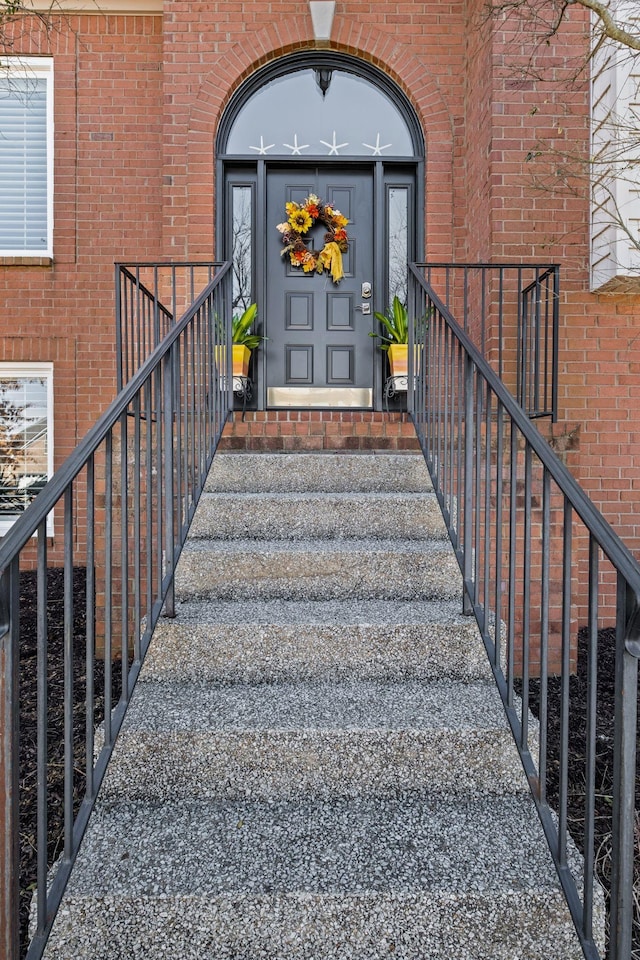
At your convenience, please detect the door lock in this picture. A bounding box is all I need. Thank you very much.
[361,282,372,299]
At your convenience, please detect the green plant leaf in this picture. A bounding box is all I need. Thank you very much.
[232,303,267,347]
[371,296,409,345]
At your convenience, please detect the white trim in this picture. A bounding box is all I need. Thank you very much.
[0,362,54,537]
[0,56,54,258]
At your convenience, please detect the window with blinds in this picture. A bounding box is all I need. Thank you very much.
[0,58,53,256]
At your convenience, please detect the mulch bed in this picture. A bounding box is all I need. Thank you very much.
[15,575,637,959]
[523,626,640,960]
[17,567,115,956]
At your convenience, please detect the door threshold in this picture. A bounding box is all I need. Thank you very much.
[267,387,373,408]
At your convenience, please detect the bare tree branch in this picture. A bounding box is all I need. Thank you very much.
[567,0,640,51]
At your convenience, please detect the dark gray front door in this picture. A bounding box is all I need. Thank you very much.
[265,167,375,408]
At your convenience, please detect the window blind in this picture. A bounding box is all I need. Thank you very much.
[0,76,48,253]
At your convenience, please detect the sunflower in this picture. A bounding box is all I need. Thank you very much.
[288,209,313,234]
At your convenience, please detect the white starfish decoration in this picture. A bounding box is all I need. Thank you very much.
[320,130,349,155]
[363,133,392,156]
[249,136,275,155]
[283,134,310,155]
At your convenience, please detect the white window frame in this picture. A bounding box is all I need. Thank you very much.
[0,56,54,257]
[0,362,54,536]
[590,3,640,291]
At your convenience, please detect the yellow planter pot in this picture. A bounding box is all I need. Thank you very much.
[215,344,251,378]
[233,344,251,378]
[388,343,420,378]
[388,344,408,378]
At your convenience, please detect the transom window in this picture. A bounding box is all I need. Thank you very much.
[225,67,414,158]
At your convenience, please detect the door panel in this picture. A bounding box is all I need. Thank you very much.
[265,168,375,407]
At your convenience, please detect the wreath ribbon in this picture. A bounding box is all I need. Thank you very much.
[277,194,349,284]
[318,241,344,284]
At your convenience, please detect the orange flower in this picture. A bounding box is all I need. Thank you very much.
[334,228,347,242]
[306,203,319,219]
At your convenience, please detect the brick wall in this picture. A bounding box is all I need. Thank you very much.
[1,0,640,628]
[1,13,164,452]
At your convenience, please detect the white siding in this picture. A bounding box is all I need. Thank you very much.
[590,2,640,290]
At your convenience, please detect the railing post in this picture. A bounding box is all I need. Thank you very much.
[163,347,176,618]
[552,265,559,423]
[609,576,640,960]
[408,308,415,416]
[462,352,474,615]
[115,264,124,391]
[0,560,20,960]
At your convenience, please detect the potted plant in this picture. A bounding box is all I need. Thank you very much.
[369,296,411,378]
[370,297,430,379]
[217,303,265,378]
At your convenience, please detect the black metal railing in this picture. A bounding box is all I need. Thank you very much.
[419,263,559,420]
[409,262,639,960]
[0,261,232,960]
[115,262,221,389]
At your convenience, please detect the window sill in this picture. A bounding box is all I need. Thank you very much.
[0,256,53,267]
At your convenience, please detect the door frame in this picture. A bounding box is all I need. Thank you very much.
[216,53,425,411]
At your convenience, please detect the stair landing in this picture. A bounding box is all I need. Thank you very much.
[219,411,420,451]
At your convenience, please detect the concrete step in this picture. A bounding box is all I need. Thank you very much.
[205,452,432,493]
[146,599,490,683]
[175,539,461,602]
[99,678,528,800]
[41,449,591,960]
[189,491,447,541]
[43,795,584,960]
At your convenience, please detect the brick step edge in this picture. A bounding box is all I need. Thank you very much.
[220,412,420,451]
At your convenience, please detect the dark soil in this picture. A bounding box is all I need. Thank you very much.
[16,578,635,959]
[17,567,115,955]
[522,627,640,959]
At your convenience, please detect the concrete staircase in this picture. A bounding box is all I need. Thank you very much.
[43,452,584,959]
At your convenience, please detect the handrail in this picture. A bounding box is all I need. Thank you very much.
[115,261,221,389]
[409,260,640,959]
[417,262,559,420]
[0,260,233,959]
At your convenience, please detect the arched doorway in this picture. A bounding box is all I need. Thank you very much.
[216,53,424,410]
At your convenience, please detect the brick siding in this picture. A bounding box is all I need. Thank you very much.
[1,0,639,624]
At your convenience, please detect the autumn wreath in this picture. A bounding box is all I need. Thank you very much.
[277,194,349,284]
